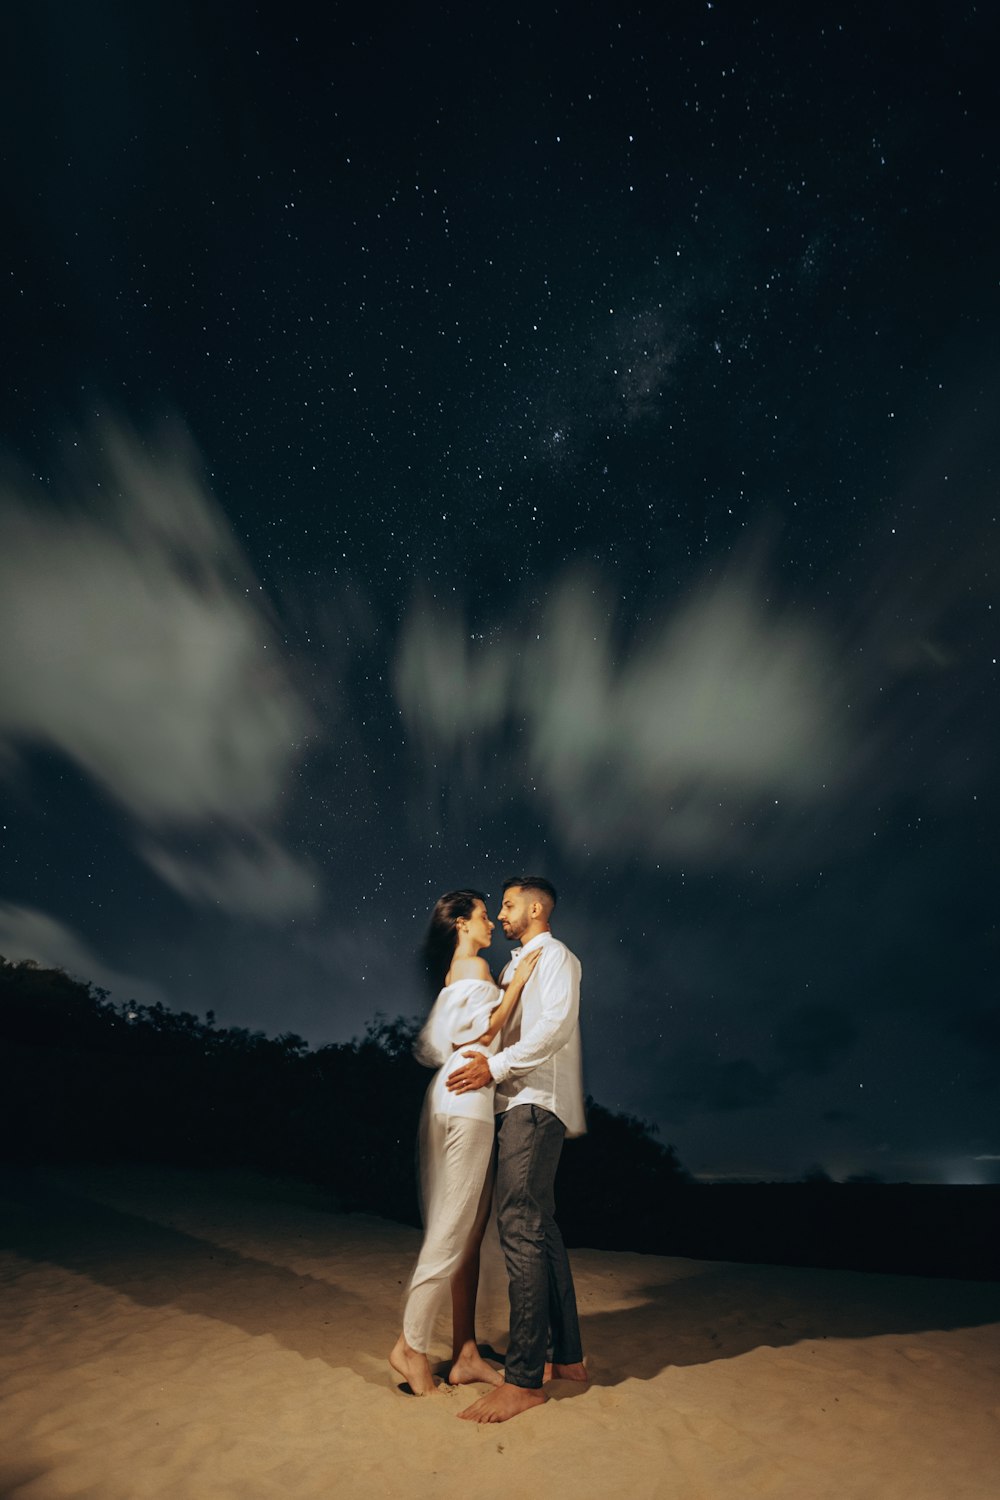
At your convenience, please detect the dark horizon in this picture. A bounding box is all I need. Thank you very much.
[4,952,998,1285]
[4,951,998,1198]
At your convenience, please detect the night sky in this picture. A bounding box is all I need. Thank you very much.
[1,2,997,1183]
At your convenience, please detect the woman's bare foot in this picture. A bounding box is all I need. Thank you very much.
[448,1342,504,1387]
[389,1333,440,1395]
[457,1383,546,1422]
[546,1359,589,1383]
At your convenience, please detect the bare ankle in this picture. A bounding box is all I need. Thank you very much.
[389,1333,440,1395]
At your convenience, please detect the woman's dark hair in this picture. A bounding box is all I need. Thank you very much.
[420,888,487,997]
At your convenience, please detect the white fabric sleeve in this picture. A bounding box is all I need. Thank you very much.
[413,983,499,1069]
[448,984,499,1045]
[487,947,579,1083]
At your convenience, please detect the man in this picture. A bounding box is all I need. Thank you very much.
[445,875,588,1422]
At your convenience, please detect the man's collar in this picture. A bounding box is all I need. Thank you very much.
[512,931,553,959]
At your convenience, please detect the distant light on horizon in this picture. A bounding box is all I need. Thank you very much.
[942,1159,993,1186]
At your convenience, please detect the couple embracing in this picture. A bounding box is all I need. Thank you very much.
[390,876,587,1422]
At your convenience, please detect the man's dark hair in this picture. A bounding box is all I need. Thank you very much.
[502,875,558,909]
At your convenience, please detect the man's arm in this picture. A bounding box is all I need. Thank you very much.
[487,944,579,1084]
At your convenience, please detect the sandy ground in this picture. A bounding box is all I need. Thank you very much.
[1,1166,998,1500]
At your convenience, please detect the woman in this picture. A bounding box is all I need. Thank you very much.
[389,888,540,1395]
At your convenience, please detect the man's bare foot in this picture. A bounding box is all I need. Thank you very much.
[448,1343,503,1387]
[547,1359,589,1383]
[389,1333,440,1395]
[457,1383,545,1422]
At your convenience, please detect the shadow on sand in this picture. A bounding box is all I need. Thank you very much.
[3,1169,999,1393]
[570,1257,1000,1384]
[0,1169,374,1376]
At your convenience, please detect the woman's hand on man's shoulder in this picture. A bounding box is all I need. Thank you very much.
[448,956,495,983]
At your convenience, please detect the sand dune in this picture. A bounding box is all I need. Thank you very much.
[1,1167,998,1499]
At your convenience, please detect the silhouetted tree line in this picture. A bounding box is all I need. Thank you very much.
[2,959,996,1277]
[0,958,688,1237]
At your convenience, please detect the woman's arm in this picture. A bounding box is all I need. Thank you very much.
[472,948,542,1045]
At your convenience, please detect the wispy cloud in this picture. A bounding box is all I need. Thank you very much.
[0,902,164,1006]
[395,563,856,869]
[141,834,320,922]
[0,418,320,918]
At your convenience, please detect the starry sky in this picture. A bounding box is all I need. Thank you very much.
[1,1,997,1182]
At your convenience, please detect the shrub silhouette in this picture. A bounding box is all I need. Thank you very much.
[0,957,687,1235]
[3,957,995,1277]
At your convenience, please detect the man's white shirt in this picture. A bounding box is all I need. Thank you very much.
[488,931,586,1137]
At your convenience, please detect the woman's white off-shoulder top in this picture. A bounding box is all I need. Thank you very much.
[414,980,501,1123]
